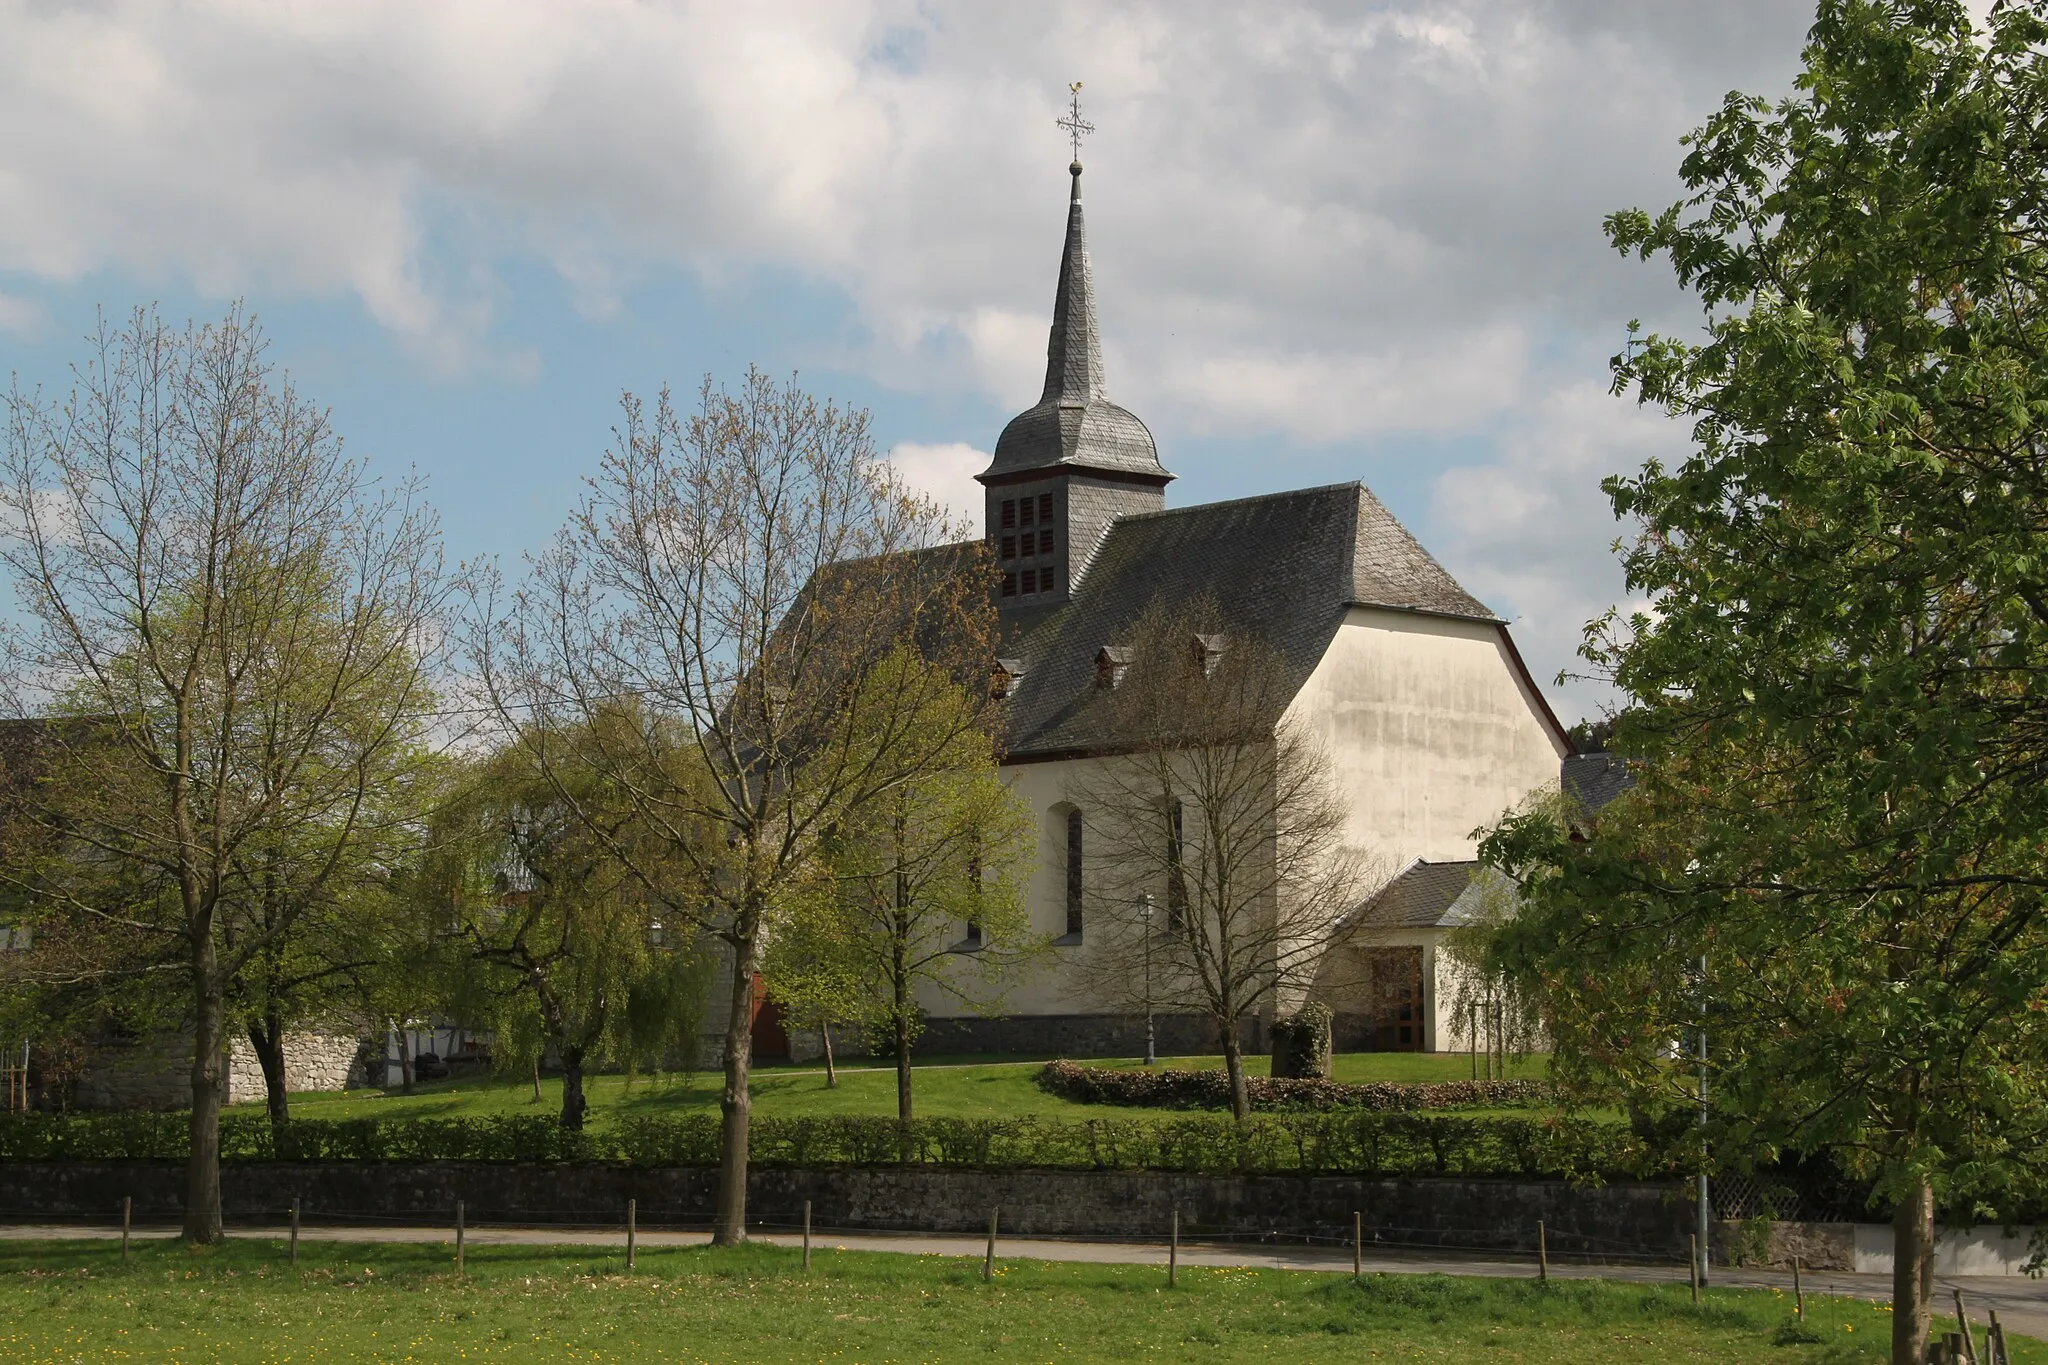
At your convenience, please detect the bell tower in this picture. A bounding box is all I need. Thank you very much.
[978,95,1171,613]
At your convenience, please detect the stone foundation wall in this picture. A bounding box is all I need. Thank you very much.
[68,1031,368,1111]
[0,1161,1692,1259]
[225,1033,368,1104]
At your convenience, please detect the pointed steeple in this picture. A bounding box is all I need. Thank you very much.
[978,163,1171,485]
[1041,162,1107,407]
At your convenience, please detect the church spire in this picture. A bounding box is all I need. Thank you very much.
[978,88,1170,612]
[1041,162,1107,407]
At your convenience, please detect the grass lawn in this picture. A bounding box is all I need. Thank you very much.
[0,1236,1992,1363]
[236,1051,1551,1127]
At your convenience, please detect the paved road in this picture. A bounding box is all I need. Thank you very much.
[8,1222,2046,1341]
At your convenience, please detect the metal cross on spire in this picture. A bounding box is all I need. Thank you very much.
[1056,81,1094,163]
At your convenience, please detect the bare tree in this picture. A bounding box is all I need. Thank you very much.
[0,307,447,1243]
[471,369,996,1244]
[1069,602,1367,1121]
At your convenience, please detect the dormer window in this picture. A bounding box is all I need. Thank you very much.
[992,657,1026,700]
[1095,644,1132,690]
[1193,633,1226,677]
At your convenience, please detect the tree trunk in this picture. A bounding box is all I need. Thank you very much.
[894,1010,914,1125]
[1891,1171,1935,1365]
[531,1055,543,1103]
[397,1025,414,1094]
[712,938,758,1246]
[1219,1018,1250,1123]
[184,944,226,1245]
[821,1021,837,1089]
[559,1044,588,1130]
[248,1013,290,1130]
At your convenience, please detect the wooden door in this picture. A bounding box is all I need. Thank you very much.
[1366,947,1426,1051]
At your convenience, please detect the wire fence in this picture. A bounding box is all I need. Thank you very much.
[0,1198,1704,1270]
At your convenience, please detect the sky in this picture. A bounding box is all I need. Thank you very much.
[0,0,1823,723]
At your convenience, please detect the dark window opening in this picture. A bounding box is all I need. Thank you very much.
[1022,568,1037,593]
[1020,496,1036,527]
[1001,573,1016,597]
[1000,499,1017,529]
[1020,530,1035,556]
[1038,530,1054,556]
[1038,493,1054,522]
[1166,798,1188,931]
[1000,535,1016,560]
[1065,808,1084,936]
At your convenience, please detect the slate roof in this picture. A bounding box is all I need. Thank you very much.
[994,481,1500,758]
[1561,752,1634,817]
[1344,859,1484,931]
[981,165,1170,485]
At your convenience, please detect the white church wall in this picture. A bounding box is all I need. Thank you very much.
[1283,607,1567,875]
[916,755,1095,1020]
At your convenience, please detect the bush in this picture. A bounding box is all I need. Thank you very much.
[1035,1060,1552,1113]
[0,1109,1671,1180]
[1270,1004,1333,1079]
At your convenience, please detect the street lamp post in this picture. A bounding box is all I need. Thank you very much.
[1139,894,1156,1066]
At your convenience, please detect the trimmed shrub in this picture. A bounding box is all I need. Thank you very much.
[1270,1003,1333,1079]
[1035,1059,1551,1113]
[0,1109,1668,1180]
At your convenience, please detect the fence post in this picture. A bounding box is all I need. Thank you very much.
[455,1200,466,1274]
[1989,1309,2008,1365]
[1955,1288,1978,1364]
[1688,1234,1699,1304]
[1168,1207,1178,1288]
[1352,1210,1361,1282]
[803,1200,812,1273]
[983,1207,998,1283]
[120,1196,130,1262]
[1537,1220,1548,1282]
[626,1198,637,1274]
[1792,1255,1802,1322]
[289,1198,300,1266]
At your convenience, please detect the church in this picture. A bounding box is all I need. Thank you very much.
[910,154,1571,1056]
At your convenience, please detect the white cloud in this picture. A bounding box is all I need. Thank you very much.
[887,440,988,535]
[1429,379,1688,723]
[0,293,40,336]
[0,0,1823,706]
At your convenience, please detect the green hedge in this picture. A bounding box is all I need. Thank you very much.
[0,1111,1675,1180]
[1036,1060,1552,1112]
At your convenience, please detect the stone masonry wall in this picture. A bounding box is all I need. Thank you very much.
[0,1161,1693,1260]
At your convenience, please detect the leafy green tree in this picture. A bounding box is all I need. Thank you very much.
[1480,5,2048,1357]
[760,903,869,1089]
[424,727,710,1130]
[788,652,1038,1122]
[0,308,447,1244]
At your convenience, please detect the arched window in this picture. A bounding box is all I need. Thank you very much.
[1064,806,1085,937]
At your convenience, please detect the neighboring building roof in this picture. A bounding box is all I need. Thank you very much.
[1346,859,1481,930]
[1561,751,1634,817]
[979,164,1171,486]
[992,480,1500,758]
[1337,857,1518,935]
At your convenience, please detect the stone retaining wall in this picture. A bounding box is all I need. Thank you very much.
[0,1162,1692,1259]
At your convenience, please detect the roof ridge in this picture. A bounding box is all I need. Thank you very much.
[1105,480,1367,524]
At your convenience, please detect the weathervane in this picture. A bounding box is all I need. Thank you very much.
[1057,81,1094,164]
